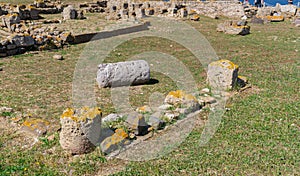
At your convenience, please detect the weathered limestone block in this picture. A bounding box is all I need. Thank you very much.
[96,60,150,88]
[217,21,250,35]
[277,4,297,17]
[100,128,128,154]
[145,8,154,16]
[135,8,146,18]
[1,14,21,32]
[180,8,188,18]
[20,118,50,138]
[12,35,35,48]
[164,90,201,114]
[62,5,78,20]
[59,107,102,155]
[148,115,165,130]
[207,59,239,90]
[125,112,149,136]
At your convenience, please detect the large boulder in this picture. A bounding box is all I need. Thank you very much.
[96,60,150,88]
[207,59,239,91]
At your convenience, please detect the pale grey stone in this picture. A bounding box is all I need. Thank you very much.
[207,60,239,91]
[97,60,150,88]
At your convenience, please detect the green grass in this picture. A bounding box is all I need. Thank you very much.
[0,11,299,176]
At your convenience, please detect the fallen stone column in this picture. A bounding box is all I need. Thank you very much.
[97,60,150,88]
[59,107,102,155]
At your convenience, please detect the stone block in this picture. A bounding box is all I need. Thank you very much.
[96,60,150,88]
[207,59,239,91]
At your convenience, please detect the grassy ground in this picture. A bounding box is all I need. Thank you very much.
[0,8,299,176]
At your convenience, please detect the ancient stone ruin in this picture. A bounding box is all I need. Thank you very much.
[1,0,299,57]
[59,107,102,155]
[96,60,150,88]
[58,58,248,155]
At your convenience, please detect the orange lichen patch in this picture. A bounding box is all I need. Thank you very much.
[210,59,239,70]
[189,9,196,14]
[6,13,19,17]
[168,90,185,99]
[61,107,102,122]
[191,14,200,20]
[167,90,197,101]
[22,118,50,131]
[266,15,284,22]
[136,105,151,113]
[105,128,128,149]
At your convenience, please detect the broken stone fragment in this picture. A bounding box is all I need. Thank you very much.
[0,106,13,113]
[164,90,198,105]
[20,118,50,138]
[96,60,150,88]
[125,112,149,136]
[102,113,123,125]
[59,107,102,155]
[62,5,78,20]
[53,54,63,60]
[207,59,239,91]
[237,75,248,88]
[148,116,165,130]
[200,96,217,105]
[100,128,129,154]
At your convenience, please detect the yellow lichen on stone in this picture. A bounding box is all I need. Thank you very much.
[210,59,239,70]
[104,128,128,149]
[61,107,102,122]
[167,90,197,101]
[232,24,250,29]
[266,15,284,21]
[22,118,50,131]
[168,90,185,99]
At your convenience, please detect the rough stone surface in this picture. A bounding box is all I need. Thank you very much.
[53,54,63,60]
[2,14,21,32]
[20,118,50,138]
[12,35,35,48]
[59,107,102,155]
[62,5,78,20]
[207,59,239,90]
[125,112,149,136]
[102,113,123,124]
[148,116,165,130]
[278,4,297,17]
[97,60,150,88]
[217,21,250,35]
[100,128,128,154]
